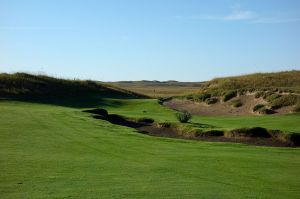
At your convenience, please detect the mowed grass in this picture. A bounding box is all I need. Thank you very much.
[1,100,300,199]
[103,99,300,133]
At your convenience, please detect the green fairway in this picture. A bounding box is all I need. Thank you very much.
[1,100,300,198]
[101,99,300,133]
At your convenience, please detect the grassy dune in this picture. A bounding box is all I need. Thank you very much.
[206,70,300,92]
[179,71,300,115]
[0,73,146,100]
[1,100,300,199]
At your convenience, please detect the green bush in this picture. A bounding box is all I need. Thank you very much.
[194,93,211,102]
[253,104,265,112]
[205,97,218,104]
[262,91,275,99]
[230,99,243,107]
[270,95,299,109]
[176,111,192,123]
[293,103,300,113]
[223,90,237,101]
[254,91,264,98]
[186,95,194,100]
[238,89,247,96]
[266,94,281,102]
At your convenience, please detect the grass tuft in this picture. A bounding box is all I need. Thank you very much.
[230,99,243,107]
[223,90,237,101]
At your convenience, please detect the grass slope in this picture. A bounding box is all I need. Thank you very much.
[206,70,300,92]
[179,71,300,115]
[0,73,146,103]
[1,100,300,198]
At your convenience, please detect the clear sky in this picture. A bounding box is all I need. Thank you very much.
[1,0,300,81]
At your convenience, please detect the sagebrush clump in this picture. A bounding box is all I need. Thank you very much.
[270,95,299,109]
[253,104,265,112]
[176,110,192,123]
[293,103,300,113]
[230,99,243,107]
[223,90,237,101]
[205,97,218,104]
[194,93,211,102]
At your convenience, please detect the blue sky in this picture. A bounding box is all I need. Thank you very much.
[0,0,300,81]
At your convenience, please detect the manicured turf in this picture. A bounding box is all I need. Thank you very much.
[1,100,300,198]
[103,99,300,133]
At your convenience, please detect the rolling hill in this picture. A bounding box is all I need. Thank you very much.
[166,71,300,116]
[0,73,147,107]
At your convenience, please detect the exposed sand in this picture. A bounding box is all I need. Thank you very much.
[163,95,292,116]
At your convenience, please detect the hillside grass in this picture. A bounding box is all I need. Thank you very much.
[0,73,146,100]
[180,71,300,112]
[1,100,300,198]
[207,70,300,93]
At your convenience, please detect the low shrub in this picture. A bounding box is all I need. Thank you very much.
[270,94,299,109]
[176,110,192,123]
[194,93,211,102]
[262,91,275,99]
[205,97,218,104]
[266,94,282,102]
[238,89,247,96]
[293,103,300,113]
[253,104,265,112]
[186,95,194,100]
[223,90,237,101]
[230,99,243,107]
[254,91,264,98]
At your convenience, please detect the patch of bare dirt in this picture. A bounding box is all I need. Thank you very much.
[163,94,292,116]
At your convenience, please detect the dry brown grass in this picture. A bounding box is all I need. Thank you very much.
[207,70,300,92]
[110,81,203,98]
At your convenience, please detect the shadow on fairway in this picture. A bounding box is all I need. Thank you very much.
[0,95,134,109]
[0,73,149,108]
